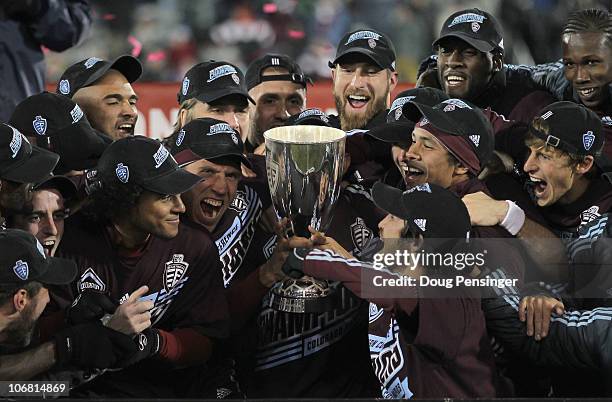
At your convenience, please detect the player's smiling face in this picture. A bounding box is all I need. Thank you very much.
[394,127,456,189]
[131,191,185,239]
[182,158,241,232]
[332,55,397,130]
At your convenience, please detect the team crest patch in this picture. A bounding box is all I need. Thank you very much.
[116,163,129,183]
[368,38,377,48]
[414,218,427,232]
[471,22,480,32]
[33,116,47,136]
[469,134,480,147]
[181,77,190,96]
[176,129,185,146]
[583,131,595,151]
[231,73,240,85]
[602,116,612,126]
[369,303,384,323]
[442,98,471,110]
[164,254,188,292]
[59,79,71,95]
[9,127,21,158]
[351,217,373,252]
[443,104,456,112]
[78,268,106,292]
[418,117,429,127]
[229,190,248,212]
[13,260,28,281]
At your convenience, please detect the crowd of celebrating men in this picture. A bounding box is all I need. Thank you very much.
[1,5,612,399]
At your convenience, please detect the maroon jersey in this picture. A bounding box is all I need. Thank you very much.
[49,213,229,396]
[302,249,498,398]
[244,184,382,398]
[212,154,275,287]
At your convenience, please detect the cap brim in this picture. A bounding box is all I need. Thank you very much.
[190,142,252,169]
[372,182,409,219]
[141,167,202,195]
[33,175,78,200]
[195,88,256,105]
[40,257,78,285]
[291,117,332,127]
[330,48,388,70]
[366,121,414,144]
[2,146,59,184]
[433,33,495,53]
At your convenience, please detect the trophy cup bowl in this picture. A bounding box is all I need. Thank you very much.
[264,125,346,313]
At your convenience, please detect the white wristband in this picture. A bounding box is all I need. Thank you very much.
[500,200,525,236]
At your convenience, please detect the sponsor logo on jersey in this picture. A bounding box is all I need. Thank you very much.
[216,216,242,256]
[371,319,413,399]
[351,217,373,252]
[13,260,28,280]
[78,268,106,292]
[448,13,486,27]
[229,190,248,212]
[59,79,71,95]
[207,65,238,82]
[345,30,381,45]
[164,254,189,292]
[33,116,47,136]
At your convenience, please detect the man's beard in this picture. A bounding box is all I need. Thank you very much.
[334,86,389,131]
[1,304,37,352]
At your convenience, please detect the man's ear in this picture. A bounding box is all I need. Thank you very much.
[12,289,28,313]
[389,71,399,92]
[575,155,595,175]
[453,163,469,176]
[330,66,337,81]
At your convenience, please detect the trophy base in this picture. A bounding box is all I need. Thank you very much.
[269,276,337,313]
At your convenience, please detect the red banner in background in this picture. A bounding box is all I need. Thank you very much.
[49,81,414,139]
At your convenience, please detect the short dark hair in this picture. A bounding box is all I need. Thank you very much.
[563,9,612,45]
[0,281,43,308]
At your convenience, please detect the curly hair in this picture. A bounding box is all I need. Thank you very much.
[81,176,145,224]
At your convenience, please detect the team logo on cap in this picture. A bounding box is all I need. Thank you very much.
[70,104,83,123]
[394,108,403,121]
[164,254,188,293]
[540,110,553,120]
[583,131,595,150]
[231,132,239,145]
[442,99,471,110]
[297,108,329,123]
[471,22,481,32]
[469,134,481,147]
[59,79,71,95]
[414,219,427,232]
[13,260,29,281]
[32,116,47,136]
[418,117,429,127]
[84,57,103,69]
[405,183,432,194]
[602,116,612,126]
[116,163,129,183]
[345,30,381,45]
[390,96,415,112]
[368,38,377,49]
[9,127,21,158]
[207,65,238,83]
[231,73,240,85]
[153,144,170,168]
[176,129,185,146]
[181,77,190,96]
[208,123,235,136]
[448,13,486,27]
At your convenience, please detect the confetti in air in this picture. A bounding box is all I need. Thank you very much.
[147,51,166,62]
[128,35,142,57]
[288,30,305,39]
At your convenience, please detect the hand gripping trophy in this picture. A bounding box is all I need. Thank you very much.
[264,125,345,313]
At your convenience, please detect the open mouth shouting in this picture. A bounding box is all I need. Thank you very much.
[41,239,56,257]
[346,93,371,111]
[200,198,224,220]
[528,175,549,203]
[400,161,428,187]
[116,121,135,137]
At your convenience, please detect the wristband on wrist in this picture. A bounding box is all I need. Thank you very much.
[500,200,525,236]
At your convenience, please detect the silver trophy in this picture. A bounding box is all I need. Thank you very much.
[264,125,346,313]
